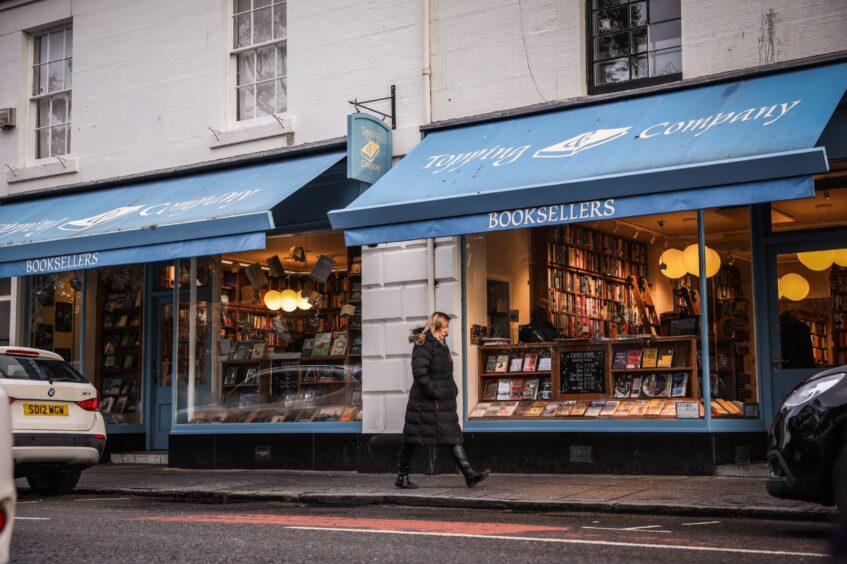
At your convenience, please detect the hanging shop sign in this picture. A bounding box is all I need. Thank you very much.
[347,113,392,184]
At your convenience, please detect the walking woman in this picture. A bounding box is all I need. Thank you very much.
[395,312,490,489]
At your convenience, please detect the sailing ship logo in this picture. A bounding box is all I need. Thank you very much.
[533,127,631,158]
[58,206,145,232]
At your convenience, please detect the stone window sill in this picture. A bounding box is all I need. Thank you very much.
[209,117,295,149]
[6,157,79,183]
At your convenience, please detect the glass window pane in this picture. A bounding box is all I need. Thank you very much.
[0,278,11,295]
[649,19,682,51]
[256,46,275,80]
[253,7,272,44]
[237,85,255,120]
[65,59,72,89]
[51,95,67,125]
[0,301,9,347]
[235,13,252,48]
[593,0,627,9]
[276,43,286,77]
[594,6,629,35]
[66,125,71,153]
[256,80,274,116]
[650,0,681,23]
[48,60,64,92]
[255,0,271,6]
[273,2,287,39]
[27,273,84,372]
[772,188,847,232]
[595,32,630,60]
[630,2,647,27]
[35,35,48,64]
[49,30,64,61]
[632,54,648,78]
[631,27,647,53]
[235,0,251,13]
[50,125,67,156]
[37,128,50,159]
[649,46,682,76]
[65,28,73,56]
[275,77,287,113]
[36,64,48,95]
[37,98,50,128]
[594,58,629,85]
[237,52,255,85]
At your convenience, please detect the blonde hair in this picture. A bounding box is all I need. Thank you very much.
[413,311,451,346]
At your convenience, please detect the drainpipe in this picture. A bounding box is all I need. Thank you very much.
[427,238,436,314]
[423,0,432,124]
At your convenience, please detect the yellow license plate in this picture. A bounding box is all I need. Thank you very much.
[23,403,69,416]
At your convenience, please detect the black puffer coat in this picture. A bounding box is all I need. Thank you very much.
[401,330,463,446]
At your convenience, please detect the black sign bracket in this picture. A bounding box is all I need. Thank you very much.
[348,85,396,130]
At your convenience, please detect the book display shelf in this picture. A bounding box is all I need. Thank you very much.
[833,267,847,366]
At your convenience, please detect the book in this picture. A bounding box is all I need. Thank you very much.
[351,336,362,354]
[470,403,490,418]
[556,400,576,416]
[646,399,666,416]
[538,377,552,400]
[631,400,650,416]
[496,379,512,400]
[232,340,253,360]
[218,339,232,356]
[640,373,671,398]
[660,400,678,417]
[657,348,674,368]
[101,397,115,413]
[509,357,524,372]
[570,400,590,416]
[625,348,643,369]
[718,399,742,416]
[523,353,538,372]
[496,402,518,416]
[494,354,509,373]
[114,396,128,413]
[629,375,642,398]
[541,403,559,417]
[613,350,628,369]
[243,367,259,384]
[670,373,689,397]
[117,314,129,328]
[711,400,730,416]
[482,380,498,400]
[330,331,349,356]
[250,342,267,360]
[584,401,605,417]
[525,402,546,417]
[312,332,333,357]
[244,263,270,289]
[523,377,539,400]
[483,402,503,417]
[485,355,498,373]
[614,401,632,416]
[301,338,314,357]
[641,347,658,368]
[537,356,552,371]
[508,379,525,400]
[123,355,134,369]
[613,374,632,398]
[223,366,239,385]
[600,400,620,416]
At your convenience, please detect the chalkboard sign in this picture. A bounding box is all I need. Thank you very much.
[559,348,606,394]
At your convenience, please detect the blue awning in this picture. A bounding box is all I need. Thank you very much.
[0,151,347,277]
[330,62,847,243]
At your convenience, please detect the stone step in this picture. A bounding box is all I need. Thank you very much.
[715,462,769,478]
[110,451,168,465]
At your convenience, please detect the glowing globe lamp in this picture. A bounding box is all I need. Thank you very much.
[263,290,282,311]
[280,289,299,312]
[658,249,686,279]
[797,250,834,271]
[780,273,810,301]
[296,290,312,310]
[682,244,721,278]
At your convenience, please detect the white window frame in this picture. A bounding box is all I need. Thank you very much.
[0,278,18,347]
[29,25,73,161]
[230,0,288,125]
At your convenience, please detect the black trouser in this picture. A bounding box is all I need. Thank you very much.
[397,439,474,477]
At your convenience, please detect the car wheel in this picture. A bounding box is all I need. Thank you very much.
[835,446,847,514]
[26,470,82,495]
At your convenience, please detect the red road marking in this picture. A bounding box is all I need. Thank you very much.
[140,514,569,536]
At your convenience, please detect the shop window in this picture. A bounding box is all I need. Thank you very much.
[0,278,10,346]
[155,261,209,290]
[771,187,847,232]
[588,0,681,94]
[27,272,83,370]
[466,208,759,421]
[176,232,363,425]
[232,0,287,121]
[94,265,144,425]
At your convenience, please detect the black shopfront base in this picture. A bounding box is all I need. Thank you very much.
[101,433,147,463]
[168,432,766,475]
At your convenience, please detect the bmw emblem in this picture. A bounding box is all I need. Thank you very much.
[48,388,55,397]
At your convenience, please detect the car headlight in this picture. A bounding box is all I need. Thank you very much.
[782,372,845,410]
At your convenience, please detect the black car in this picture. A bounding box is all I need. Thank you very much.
[767,365,847,512]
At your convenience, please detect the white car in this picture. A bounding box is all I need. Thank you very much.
[0,386,15,564]
[0,347,106,495]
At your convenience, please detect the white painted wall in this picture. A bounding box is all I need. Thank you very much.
[360,237,463,434]
[0,0,425,195]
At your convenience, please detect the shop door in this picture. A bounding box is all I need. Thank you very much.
[766,241,847,417]
[150,296,174,450]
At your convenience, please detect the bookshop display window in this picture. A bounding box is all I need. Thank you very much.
[176,232,363,425]
[27,272,83,371]
[94,265,145,425]
[466,208,760,421]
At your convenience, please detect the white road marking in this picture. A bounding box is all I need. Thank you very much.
[16,500,43,505]
[14,517,50,521]
[682,521,721,527]
[583,526,672,534]
[284,526,827,558]
[75,497,131,502]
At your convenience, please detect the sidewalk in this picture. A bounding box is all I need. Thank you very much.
[21,464,836,521]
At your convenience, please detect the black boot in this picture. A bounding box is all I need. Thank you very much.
[451,445,490,488]
[395,473,419,489]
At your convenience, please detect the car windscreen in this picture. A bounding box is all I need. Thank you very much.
[0,355,87,383]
